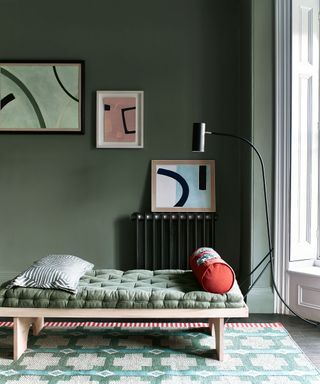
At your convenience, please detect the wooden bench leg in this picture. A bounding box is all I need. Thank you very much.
[208,318,224,361]
[32,317,44,336]
[13,317,33,360]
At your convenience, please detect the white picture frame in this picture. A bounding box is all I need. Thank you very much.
[96,90,143,148]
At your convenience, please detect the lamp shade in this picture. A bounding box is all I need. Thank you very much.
[192,122,206,152]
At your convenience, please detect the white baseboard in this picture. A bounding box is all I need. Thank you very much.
[0,271,18,284]
[246,287,274,313]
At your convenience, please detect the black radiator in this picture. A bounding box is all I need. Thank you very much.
[131,212,217,269]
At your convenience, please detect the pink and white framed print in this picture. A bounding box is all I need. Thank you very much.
[96,90,143,148]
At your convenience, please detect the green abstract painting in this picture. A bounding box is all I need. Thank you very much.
[0,61,83,132]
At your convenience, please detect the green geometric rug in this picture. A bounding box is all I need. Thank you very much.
[0,322,318,383]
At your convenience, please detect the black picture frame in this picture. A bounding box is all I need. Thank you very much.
[0,60,84,134]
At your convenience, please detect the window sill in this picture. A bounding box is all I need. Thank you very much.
[289,260,320,277]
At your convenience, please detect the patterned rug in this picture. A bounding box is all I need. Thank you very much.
[0,322,318,384]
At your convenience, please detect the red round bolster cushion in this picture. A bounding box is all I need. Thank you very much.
[190,247,235,294]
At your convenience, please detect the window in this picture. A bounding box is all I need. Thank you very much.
[290,0,319,264]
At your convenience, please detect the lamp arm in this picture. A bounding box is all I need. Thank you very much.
[207,131,272,254]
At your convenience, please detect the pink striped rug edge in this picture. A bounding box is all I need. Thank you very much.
[0,321,284,329]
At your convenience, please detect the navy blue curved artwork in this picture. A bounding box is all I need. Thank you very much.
[152,160,215,212]
[157,168,189,207]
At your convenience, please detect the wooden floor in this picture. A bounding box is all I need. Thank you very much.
[233,314,320,369]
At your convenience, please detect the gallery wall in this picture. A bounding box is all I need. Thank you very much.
[0,0,246,279]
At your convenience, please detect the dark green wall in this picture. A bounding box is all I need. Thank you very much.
[239,0,252,289]
[0,0,245,277]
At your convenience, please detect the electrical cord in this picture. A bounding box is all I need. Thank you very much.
[238,251,320,327]
[214,131,320,327]
[240,249,273,288]
[268,251,320,327]
[242,260,271,299]
[226,251,320,326]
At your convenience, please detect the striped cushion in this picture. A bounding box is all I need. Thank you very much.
[7,255,94,294]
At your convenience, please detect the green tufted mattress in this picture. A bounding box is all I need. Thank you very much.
[0,269,245,309]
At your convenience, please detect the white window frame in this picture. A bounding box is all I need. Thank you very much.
[274,0,292,314]
[275,0,320,315]
[290,0,319,264]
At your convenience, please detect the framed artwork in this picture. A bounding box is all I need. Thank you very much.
[96,90,143,148]
[0,61,84,133]
[151,160,216,212]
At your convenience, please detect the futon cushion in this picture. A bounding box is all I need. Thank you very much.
[0,269,245,309]
[190,247,235,294]
[7,255,94,294]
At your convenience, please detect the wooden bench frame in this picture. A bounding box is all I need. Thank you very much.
[0,305,248,361]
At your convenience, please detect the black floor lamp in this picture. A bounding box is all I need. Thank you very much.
[192,122,318,325]
[192,122,272,298]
